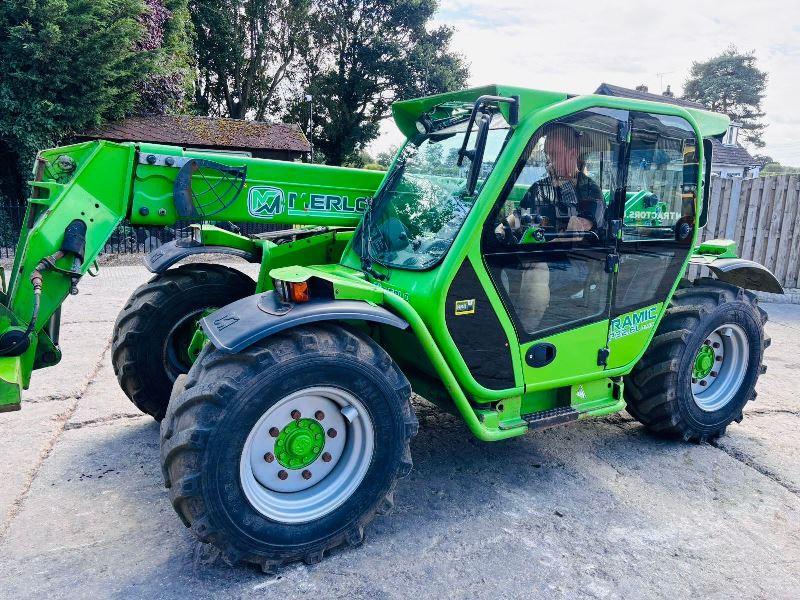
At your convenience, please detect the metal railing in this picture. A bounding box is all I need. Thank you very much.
[0,198,288,259]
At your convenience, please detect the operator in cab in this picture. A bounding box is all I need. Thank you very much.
[521,123,605,235]
[494,122,608,333]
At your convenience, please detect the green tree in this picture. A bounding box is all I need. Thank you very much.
[136,0,194,115]
[0,0,190,204]
[290,0,468,165]
[376,146,399,168]
[191,0,310,120]
[683,46,768,148]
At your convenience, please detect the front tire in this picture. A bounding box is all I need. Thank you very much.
[624,278,769,442]
[112,263,255,421]
[159,323,417,571]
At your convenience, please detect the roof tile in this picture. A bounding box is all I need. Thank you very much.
[79,115,311,153]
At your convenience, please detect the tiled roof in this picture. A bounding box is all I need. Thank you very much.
[595,83,705,109]
[710,137,759,167]
[80,115,311,153]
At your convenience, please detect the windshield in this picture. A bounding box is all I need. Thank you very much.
[362,110,511,270]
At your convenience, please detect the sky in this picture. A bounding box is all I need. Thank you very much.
[370,0,800,165]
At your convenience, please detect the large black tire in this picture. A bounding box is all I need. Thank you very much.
[624,278,769,442]
[159,323,417,571]
[112,264,255,421]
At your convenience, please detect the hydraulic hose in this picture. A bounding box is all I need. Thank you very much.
[0,253,54,357]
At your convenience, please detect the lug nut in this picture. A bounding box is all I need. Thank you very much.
[716,356,722,362]
[315,410,325,421]
[291,410,301,420]
[278,470,288,480]
[302,470,312,480]
[699,380,708,387]
[711,371,718,377]
[712,342,720,349]
[264,452,274,463]
[322,452,332,462]
[692,378,697,384]
[269,427,280,438]
[327,428,337,438]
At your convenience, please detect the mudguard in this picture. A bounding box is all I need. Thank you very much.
[690,256,784,294]
[201,291,409,353]
[144,238,257,273]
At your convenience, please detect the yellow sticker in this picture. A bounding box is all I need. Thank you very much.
[454,299,476,316]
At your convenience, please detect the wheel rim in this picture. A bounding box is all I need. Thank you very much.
[239,386,375,524]
[162,308,212,381]
[691,324,749,412]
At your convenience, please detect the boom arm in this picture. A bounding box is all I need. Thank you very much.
[0,140,385,411]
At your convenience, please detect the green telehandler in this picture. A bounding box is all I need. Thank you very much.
[0,85,783,571]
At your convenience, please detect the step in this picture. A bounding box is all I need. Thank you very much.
[522,406,580,431]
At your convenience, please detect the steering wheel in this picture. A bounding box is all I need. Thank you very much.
[495,216,519,245]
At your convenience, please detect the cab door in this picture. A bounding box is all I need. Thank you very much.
[480,108,628,388]
[607,111,701,368]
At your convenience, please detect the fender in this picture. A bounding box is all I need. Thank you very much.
[690,256,784,294]
[200,291,409,353]
[144,238,257,274]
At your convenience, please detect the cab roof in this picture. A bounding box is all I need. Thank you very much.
[392,84,729,140]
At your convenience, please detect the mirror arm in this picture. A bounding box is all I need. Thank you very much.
[457,94,520,167]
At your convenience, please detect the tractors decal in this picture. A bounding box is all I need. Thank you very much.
[454,299,476,316]
[248,185,369,220]
[609,305,659,341]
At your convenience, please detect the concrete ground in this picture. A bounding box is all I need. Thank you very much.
[0,261,798,600]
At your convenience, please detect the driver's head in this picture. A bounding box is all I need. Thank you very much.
[543,123,580,179]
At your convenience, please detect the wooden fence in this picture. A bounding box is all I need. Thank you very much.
[696,174,800,289]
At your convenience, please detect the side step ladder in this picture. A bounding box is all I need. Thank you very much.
[522,406,580,431]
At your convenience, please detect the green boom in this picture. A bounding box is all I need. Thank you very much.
[0,140,384,410]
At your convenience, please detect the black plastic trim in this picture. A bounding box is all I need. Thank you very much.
[692,257,784,294]
[445,259,516,390]
[201,291,409,353]
[144,239,256,274]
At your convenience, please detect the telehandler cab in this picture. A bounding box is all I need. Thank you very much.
[0,85,782,570]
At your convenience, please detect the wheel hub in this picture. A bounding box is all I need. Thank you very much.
[275,418,325,469]
[691,324,750,412]
[693,344,715,379]
[240,387,375,523]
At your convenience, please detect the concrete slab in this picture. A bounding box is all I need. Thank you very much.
[0,269,799,599]
[1,398,799,600]
[715,411,800,493]
[0,398,72,532]
[67,357,143,429]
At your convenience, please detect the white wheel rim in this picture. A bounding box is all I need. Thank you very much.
[239,386,375,524]
[691,324,750,412]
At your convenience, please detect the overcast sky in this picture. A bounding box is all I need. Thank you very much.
[371,0,800,165]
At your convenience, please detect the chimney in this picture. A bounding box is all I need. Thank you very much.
[662,85,675,98]
[635,84,649,93]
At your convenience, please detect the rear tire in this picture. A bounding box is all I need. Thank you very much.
[112,264,254,421]
[624,278,769,442]
[159,323,417,571]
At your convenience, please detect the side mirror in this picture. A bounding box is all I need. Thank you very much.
[466,113,491,196]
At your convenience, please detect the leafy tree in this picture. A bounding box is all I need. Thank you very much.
[191,0,310,120]
[376,146,399,168]
[760,162,800,176]
[0,0,144,202]
[289,0,468,166]
[683,46,768,148]
[136,0,194,115]
[0,0,191,205]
